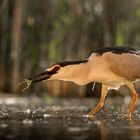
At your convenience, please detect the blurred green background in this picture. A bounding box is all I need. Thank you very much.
[1,0,140,97]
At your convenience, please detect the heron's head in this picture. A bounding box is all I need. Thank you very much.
[30,60,88,83]
[30,64,61,83]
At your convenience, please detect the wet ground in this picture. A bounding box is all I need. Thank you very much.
[0,95,140,140]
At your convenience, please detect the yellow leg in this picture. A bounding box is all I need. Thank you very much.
[125,82,138,118]
[88,84,108,116]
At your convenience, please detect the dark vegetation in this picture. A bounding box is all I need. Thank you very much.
[0,0,140,97]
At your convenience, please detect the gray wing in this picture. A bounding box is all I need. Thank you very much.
[102,52,140,81]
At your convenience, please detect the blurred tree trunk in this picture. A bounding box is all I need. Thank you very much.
[101,0,114,47]
[0,0,8,91]
[10,0,25,92]
[124,0,137,45]
[36,0,54,94]
[78,17,89,59]
[101,0,111,47]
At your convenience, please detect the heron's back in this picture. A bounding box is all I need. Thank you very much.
[89,47,140,82]
[103,52,140,81]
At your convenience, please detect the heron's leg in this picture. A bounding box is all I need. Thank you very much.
[125,82,138,118]
[88,84,108,116]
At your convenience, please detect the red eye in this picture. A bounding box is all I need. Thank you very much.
[52,65,60,71]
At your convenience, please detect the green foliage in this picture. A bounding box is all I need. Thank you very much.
[116,21,125,46]
[48,31,65,61]
[48,0,71,61]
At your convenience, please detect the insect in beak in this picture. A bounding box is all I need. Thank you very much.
[18,71,52,91]
[18,65,60,91]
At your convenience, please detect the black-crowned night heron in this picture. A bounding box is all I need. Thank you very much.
[20,47,140,118]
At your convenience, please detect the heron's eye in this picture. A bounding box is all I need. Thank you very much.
[47,65,61,72]
[52,65,60,71]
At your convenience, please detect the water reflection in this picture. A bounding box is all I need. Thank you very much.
[0,98,140,140]
[0,120,96,140]
[0,117,140,140]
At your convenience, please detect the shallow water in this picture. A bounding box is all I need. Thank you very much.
[0,96,140,140]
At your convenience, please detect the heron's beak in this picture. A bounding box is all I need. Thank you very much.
[19,70,54,91]
[30,71,53,84]
[18,71,57,91]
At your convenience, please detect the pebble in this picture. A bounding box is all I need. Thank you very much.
[43,114,50,118]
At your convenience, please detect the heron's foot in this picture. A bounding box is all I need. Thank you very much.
[88,109,97,117]
[87,114,94,118]
[18,79,32,91]
[128,112,132,120]
[88,104,103,117]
